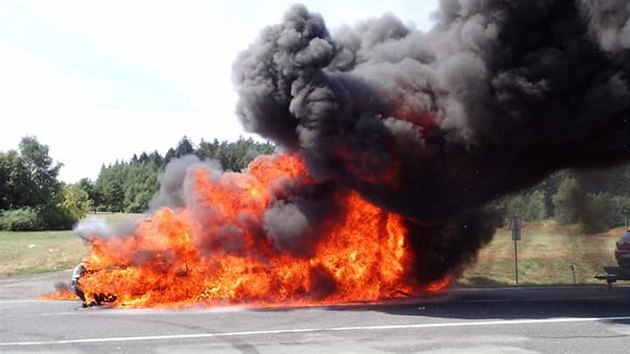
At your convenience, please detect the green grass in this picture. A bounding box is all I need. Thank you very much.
[0,213,140,276]
[90,212,144,224]
[457,221,622,286]
[0,230,85,275]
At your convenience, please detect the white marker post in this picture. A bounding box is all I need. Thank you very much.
[511,216,521,285]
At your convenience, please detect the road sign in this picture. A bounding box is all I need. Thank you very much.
[511,217,521,241]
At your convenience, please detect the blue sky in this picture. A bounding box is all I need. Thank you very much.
[0,0,438,182]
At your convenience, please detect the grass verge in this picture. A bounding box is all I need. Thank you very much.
[0,213,140,276]
[457,221,623,286]
[0,230,86,275]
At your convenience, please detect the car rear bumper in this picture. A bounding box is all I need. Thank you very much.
[615,249,630,269]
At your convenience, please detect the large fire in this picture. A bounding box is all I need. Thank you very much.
[48,154,450,308]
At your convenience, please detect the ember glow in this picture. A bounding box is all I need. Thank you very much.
[70,155,446,308]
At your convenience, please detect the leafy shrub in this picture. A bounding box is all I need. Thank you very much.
[553,176,582,225]
[0,208,45,231]
[610,195,630,227]
[499,190,548,222]
[584,193,630,231]
[59,184,91,220]
[553,190,630,233]
[580,193,613,233]
[40,205,75,230]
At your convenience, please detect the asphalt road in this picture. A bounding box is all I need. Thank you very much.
[0,270,71,300]
[1,278,629,353]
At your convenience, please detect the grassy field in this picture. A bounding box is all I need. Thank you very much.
[457,221,623,286]
[1,216,625,286]
[0,213,140,276]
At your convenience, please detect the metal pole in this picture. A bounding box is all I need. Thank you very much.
[511,216,520,285]
[514,238,519,285]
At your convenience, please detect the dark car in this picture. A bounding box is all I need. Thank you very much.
[615,230,630,269]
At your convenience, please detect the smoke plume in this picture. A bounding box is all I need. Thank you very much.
[232,0,629,280]
[149,155,223,210]
[73,217,111,241]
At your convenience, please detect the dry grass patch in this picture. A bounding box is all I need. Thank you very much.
[0,230,87,275]
[458,221,620,286]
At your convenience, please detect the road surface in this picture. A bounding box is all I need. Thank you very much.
[1,273,628,353]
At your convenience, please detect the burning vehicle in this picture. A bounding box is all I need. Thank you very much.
[62,0,629,308]
[70,219,119,306]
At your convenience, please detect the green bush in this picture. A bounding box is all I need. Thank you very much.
[40,206,75,230]
[580,193,613,233]
[499,190,548,222]
[58,184,91,221]
[553,176,582,225]
[584,193,630,231]
[0,208,45,231]
[611,195,630,227]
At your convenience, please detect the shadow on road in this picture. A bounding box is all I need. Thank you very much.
[352,286,630,326]
[252,285,630,326]
[459,276,506,286]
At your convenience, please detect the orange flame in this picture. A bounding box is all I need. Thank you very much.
[425,275,452,292]
[39,288,76,301]
[55,154,449,308]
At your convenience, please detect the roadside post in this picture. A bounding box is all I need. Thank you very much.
[511,216,521,285]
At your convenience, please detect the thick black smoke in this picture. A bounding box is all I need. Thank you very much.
[233,0,629,282]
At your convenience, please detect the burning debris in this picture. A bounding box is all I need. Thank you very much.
[72,156,426,307]
[64,0,628,308]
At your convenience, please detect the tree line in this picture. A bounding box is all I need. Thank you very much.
[0,137,90,231]
[0,136,274,230]
[498,165,630,232]
[79,136,275,213]
[1,135,628,232]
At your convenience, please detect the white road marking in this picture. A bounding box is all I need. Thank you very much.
[2,316,629,346]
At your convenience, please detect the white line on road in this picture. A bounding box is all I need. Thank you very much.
[2,316,630,346]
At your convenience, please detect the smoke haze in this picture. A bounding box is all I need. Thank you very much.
[231,0,629,280]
